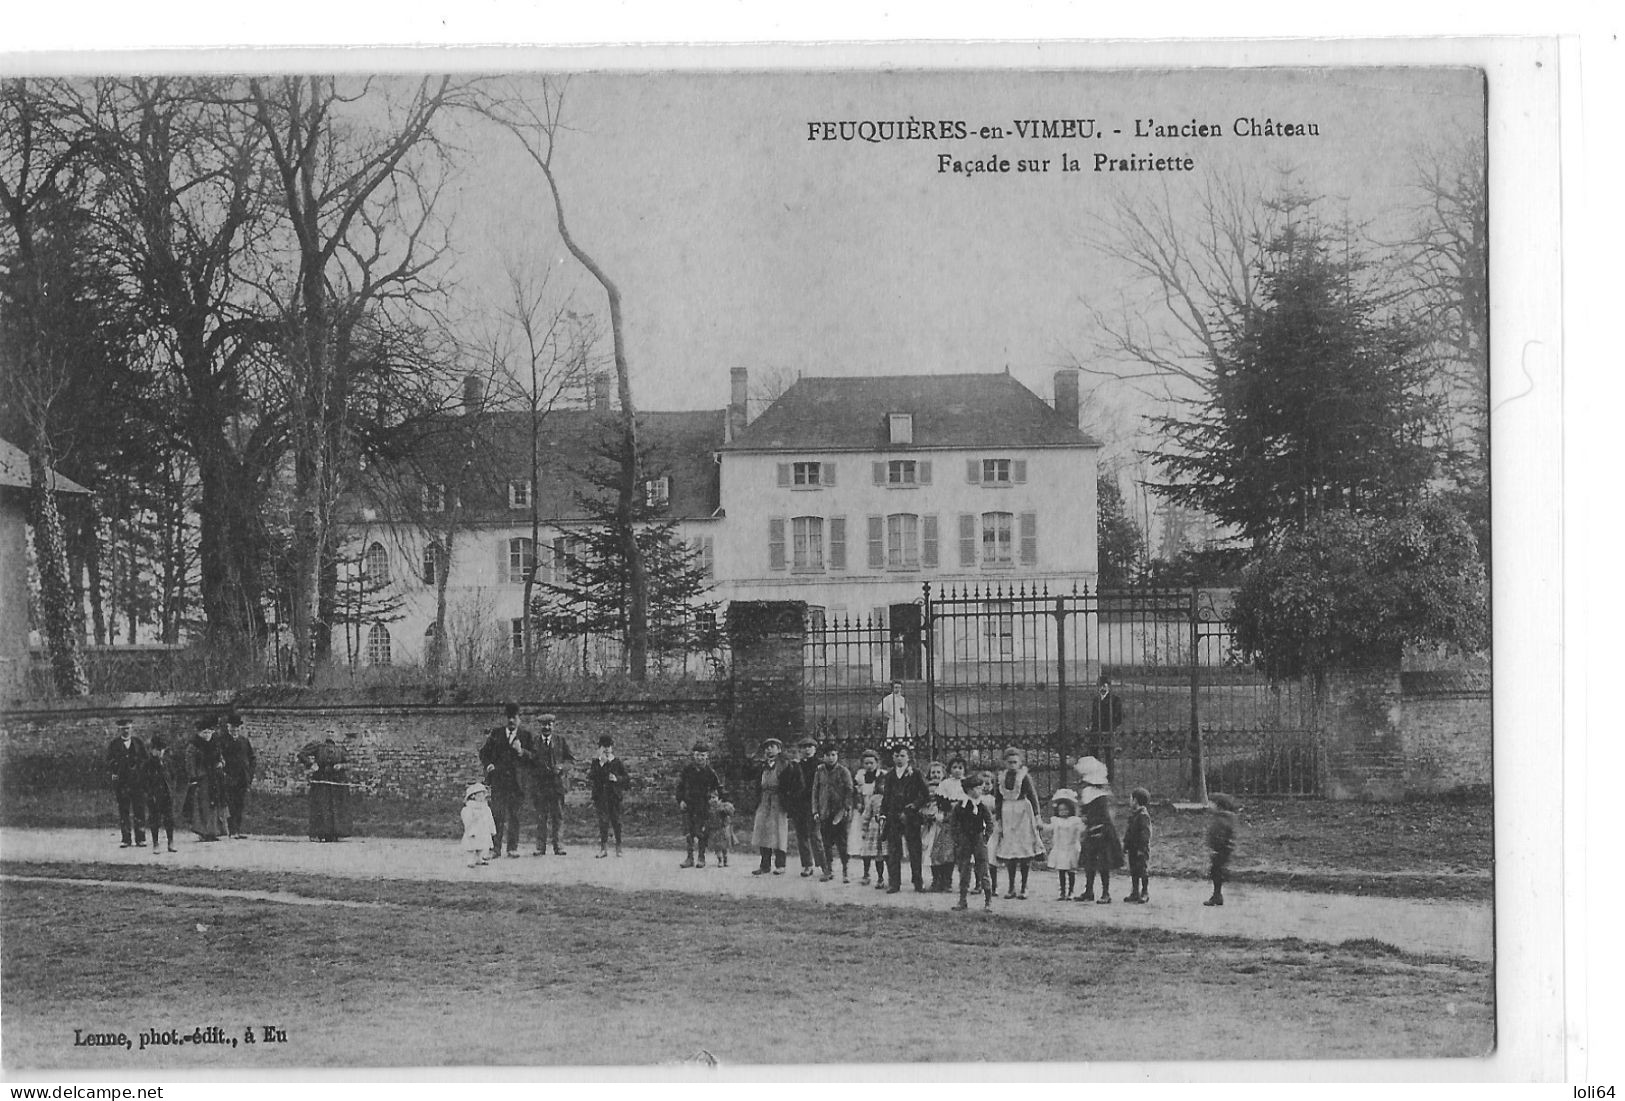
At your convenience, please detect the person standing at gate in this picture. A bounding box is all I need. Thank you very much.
[1088,675,1125,781]
[478,702,534,858]
[877,743,928,893]
[106,718,147,848]
[531,713,574,855]
[782,736,830,879]
[750,737,791,874]
[876,680,910,744]
[220,712,256,838]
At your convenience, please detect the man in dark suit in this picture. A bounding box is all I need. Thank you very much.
[220,712,257,838]
[877,743,929,893]
[530,712,574,855]
[479,702,535,858]
[1087,675,1125,781]
[781,735,830,880]
[105,718,147,847]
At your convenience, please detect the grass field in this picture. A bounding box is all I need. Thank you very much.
[2,789,1492,900]
[0,863,1494,1069]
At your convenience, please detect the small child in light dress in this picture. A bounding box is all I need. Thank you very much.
[851,749,887,886]
[461,783,496,867]
[1042,788,1086,900]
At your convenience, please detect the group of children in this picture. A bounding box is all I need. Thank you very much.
[458,737,1240,909]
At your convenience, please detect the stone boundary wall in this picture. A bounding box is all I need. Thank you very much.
[0,692,726,807]
[1319,670,1491,800]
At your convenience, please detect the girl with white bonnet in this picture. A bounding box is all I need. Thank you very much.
[1074,755,1125,903]
[461,783,496,867]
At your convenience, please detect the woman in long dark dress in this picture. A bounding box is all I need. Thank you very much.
[185,719,229,841]
[297,736,352,842]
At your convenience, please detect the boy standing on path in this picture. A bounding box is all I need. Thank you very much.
[812,742,854,882]
[877,743,928,893]
[676,740,723,868]
[1204,793,1239,906]
[588,735,629,857]
[782,736,829,879]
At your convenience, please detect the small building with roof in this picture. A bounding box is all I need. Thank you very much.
[0,437,90,698]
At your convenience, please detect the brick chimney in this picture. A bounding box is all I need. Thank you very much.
[728,367,749,440]
[462,373,485,414]
[593,372,612,414]
[1053,368,1080,427]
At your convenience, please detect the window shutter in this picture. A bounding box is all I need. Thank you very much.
[769,518,787,571]
[1019,511,1038,565]
[918,460,932,485]
[777,463,791,487]
[497,537,509,584]
[922,515,939,568]
[959,514,977,566]
[1013,459,1028,484]
[867,515,884,569]
[872,461,886,486]
[824,462,836,486]
[829,517,847,570]
[966,459,981,484]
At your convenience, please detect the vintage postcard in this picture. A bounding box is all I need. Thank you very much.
[0,42,1561,1082]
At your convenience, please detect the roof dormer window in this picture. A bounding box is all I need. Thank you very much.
[887,412,914,445]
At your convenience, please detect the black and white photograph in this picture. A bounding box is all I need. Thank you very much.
[0,41,1562,1078]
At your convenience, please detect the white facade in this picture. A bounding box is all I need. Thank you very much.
[711,446,1099,623]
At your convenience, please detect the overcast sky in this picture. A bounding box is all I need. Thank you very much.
[434,68,1484,451]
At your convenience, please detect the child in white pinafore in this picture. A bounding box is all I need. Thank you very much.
[993,747,1046,900]
[461,783,496,867]
[851,749,887,886]
[1042,789,1086,900]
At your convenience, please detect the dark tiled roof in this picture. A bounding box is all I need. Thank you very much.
[727,373,1102,452]
[353,408,723,525]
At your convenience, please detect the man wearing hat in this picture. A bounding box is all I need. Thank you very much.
[529,712,575,855]
[479,702,535,858]
[105,718,148,848]
[220,712,257,839]
[1087,675,1125,782]
[781,735,830,880]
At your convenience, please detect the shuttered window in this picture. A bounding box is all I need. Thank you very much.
[867,515,884,569]
[768,518,787,571]
[792,516,825,571]
[981,512,1013,564]
[958,514,977,566]
[922,515,939,568]
[1019,511,1038,565]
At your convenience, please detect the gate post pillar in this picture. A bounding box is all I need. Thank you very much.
[725,601,807,758]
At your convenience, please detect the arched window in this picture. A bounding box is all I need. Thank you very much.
[364,541,390,583]
[422,541,443,586]
[366,622,392,666]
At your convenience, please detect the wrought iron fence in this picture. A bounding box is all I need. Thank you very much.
[801,582,1319,801]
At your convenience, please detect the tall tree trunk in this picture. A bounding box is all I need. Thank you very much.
[28,448,87,695]
[194,432,265,657]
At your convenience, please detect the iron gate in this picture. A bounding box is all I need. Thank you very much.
[803,582,1319,800]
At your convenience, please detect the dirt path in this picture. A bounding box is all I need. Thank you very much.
[0,827,1493,962]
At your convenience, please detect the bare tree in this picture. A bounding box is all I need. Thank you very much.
[483,79,652,680]
[246,75,471,682]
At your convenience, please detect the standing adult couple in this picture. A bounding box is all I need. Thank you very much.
[478,702,575,858]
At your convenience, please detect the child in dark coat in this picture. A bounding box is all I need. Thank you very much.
[950,772,996,911]
[588,735,630,858]
[675,740,724,868]
[1125,787,1153,903]
[1204,792,1239,906]
[142,735,182,853]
